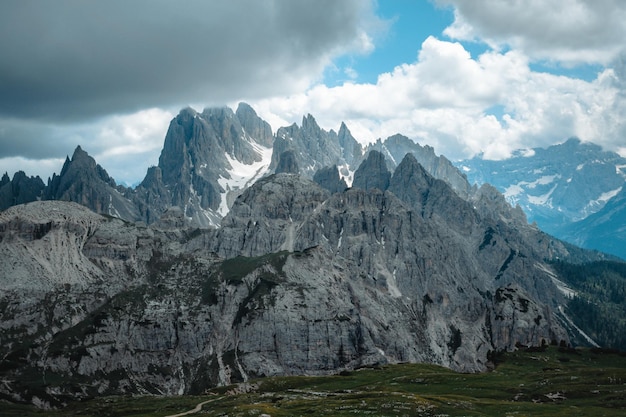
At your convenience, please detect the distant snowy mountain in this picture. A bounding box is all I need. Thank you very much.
[458,138,626,236]
[560,186,626,260]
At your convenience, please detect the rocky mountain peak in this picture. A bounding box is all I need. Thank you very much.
[201,105,235,119]
[139,166,162,188]
[301,113,321,133]
[274,150,300,174]
[145,103,276,226]
[392,153,432,188]
[337,121,363,166]
[172,106,198,141]
[368,134,472,199]
[472,183,529,226]
[353,150,391,191]
[271,115,345,178]
[0,171,45,211]
[387,153,432,205]
[313,165,348,194]
[387,153,480,236]
[71,144,91,164]
[459,136,626,235]
[236,102,274,147]
[43,146,140,221]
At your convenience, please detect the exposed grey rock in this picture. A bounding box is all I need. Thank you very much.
[313,165,347,194]
[0,163,608,407]
[132,166,171,224]
[337,122,363,167]
[152,206,187,230]
[389,153,478,236]
[133,104,274,226]
[368,134,473,199]
[271,114,345,177]
[236,102,274,148]
[44,146,140,221]
[490,285,568,349]
[0,171,45,211]
[352,150,391,191]
[274,150,299,174]
[154,107,225,214]
[0,201,107,292]
[1,103,621,409]
[472,183,528,227]
[211,174,330,258]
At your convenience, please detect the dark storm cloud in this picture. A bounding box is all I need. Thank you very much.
[0,0,373,123]
[0,118,77,159]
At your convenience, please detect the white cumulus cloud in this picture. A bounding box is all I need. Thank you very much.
[251,36,624,161]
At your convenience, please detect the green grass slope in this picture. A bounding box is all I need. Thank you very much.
[3,346,625,416]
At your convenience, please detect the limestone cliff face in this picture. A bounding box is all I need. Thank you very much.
[205,162,569,353]
[235,102,274,148]
[0,156,579,407]
[0,201,106,292]
[313,165,347,194]
[1,108,609,409]
[131,103,275,227]
[274,150,300,174]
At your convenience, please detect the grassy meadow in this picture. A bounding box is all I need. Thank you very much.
[2,346,625,416]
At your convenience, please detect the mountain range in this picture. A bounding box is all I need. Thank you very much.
[458,138,626,259]
[1,103,625,409]
[2,106,624,260]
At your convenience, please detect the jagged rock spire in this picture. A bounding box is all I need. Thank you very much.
[353,150,391,191]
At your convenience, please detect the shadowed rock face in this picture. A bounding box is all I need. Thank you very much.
[43,146,141,221]
[367,134,473,199]
[236,102,274,148]
[0,171,45,211]
[313,165,347,194]
[352,150,391,192]
[274,150,300,174]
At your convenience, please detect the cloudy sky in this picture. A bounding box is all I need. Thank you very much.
[1,0,626,185]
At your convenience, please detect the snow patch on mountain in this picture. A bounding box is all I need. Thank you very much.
[527,184,557,206]
[536,263,578,299]
[580,186,623,218]
[597,187,622,204]
[558,306,600,348]
[503,175,559,202]
[337,163,355,187]
[218,143,273,216]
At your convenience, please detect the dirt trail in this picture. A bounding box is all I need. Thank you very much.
[164,398,220,417]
